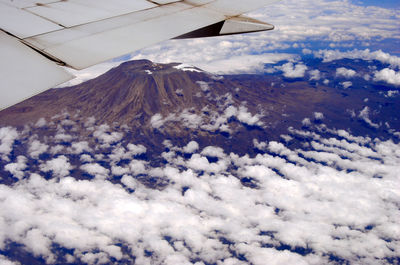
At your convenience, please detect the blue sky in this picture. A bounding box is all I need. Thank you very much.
[354,0,400,8]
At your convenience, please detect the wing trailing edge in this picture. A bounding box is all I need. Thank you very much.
[175,15,274,39]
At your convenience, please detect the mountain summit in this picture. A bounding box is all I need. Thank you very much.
[0,60,214,126]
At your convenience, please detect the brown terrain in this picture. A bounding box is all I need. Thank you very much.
[0,59,334,128]
[0,59,398,154]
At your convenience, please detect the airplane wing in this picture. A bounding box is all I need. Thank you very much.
[0,0,278,110]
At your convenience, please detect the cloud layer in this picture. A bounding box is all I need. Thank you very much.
[0,115,399,265]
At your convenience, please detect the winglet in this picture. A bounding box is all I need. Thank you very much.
[175,15,274,39]
[220,16,274,35]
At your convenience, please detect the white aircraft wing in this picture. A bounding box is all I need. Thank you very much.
[0,0,278,110]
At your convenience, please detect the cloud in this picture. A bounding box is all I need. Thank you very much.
[150,113,164,129]
[341,81,353,89]
[80,154,93,163]
[28,139,49,159]
[236,106,264,126]
[54,133,73,143]
[196,81,211,92]
[35,118,47,128]
[22,228,54,261]
[127,143,147,156]
[84,116,96,129]
[183,141,199,153]
[150,97,264,133]
[314,49,400,69]
[40,155,73,178]
[67,141,92,154]
[314,112,324,121]
[80,163,110,179]
[178,109,204,129]
[373,68,400,86]
[4,156,27,180]
[302,48,312,55]
[279,62,308,78]
[336,67,357,78]
[358,106,380,128]
[385,90,399,97]
[302,118,311,127]
[201,146,225,158]
[93,124,123,147]
[309,69,321,80]
[281,134,293,143]
[187,153,228,173]
[257,0,400,43]
[0,255,20,265]
[0,127,19,161]
[199,54,297,74]
[0,120,400,265]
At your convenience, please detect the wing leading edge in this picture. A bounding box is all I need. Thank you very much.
[0,0,279,111]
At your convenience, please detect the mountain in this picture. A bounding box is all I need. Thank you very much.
[0,59,399,265]
[1,59,398,152]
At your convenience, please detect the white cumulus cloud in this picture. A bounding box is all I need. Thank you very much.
[0,121,399,265]
[0,127,19,161]
[336,67,357,78]
[374,68,400,86]
[40,155,73,178]
[280,62,308,78]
